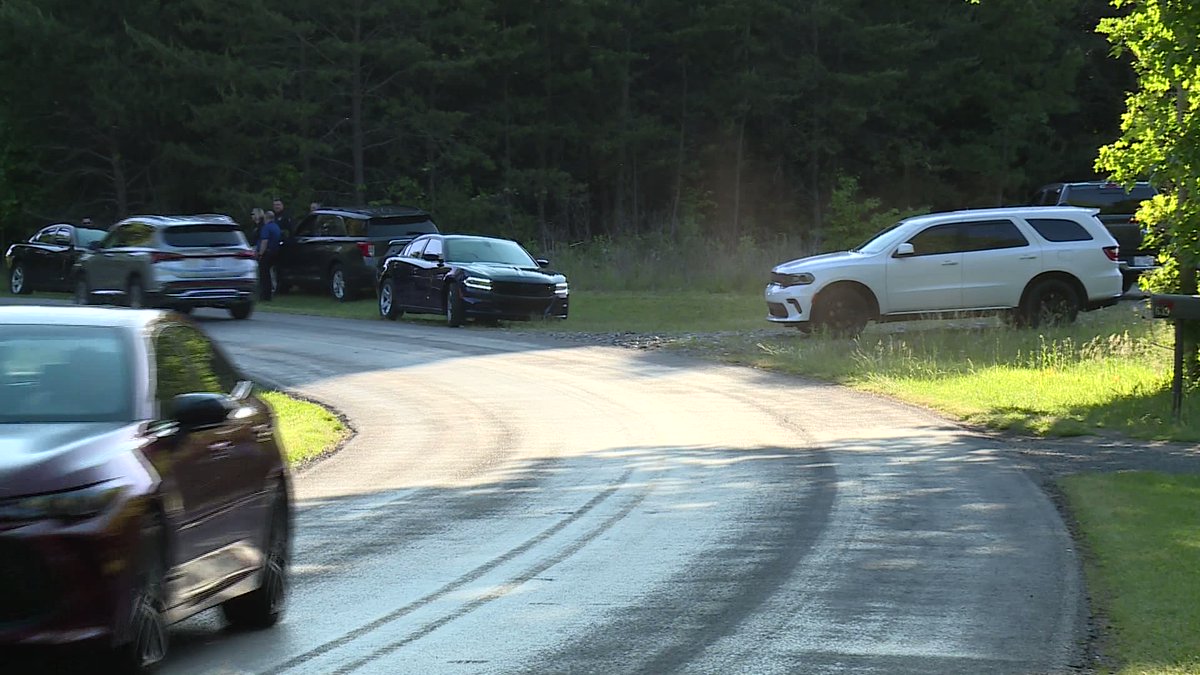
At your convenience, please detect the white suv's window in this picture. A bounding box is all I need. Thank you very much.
[906,224,961,256]
[961,220,1028,251]
[1027,218,1094,242]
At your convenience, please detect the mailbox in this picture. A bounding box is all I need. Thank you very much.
[1150,294,1200,320]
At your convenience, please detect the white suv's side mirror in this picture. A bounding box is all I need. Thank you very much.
[893,242,915,257]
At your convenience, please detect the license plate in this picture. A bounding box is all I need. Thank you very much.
[1134,255,1155,267]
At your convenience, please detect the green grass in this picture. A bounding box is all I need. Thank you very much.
[264,293,379,320]
[1062,473,1200,675]
[517,290,765,333]
[259,390,348,466]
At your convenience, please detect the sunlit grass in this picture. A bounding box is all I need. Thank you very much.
[259,390,348,466]
[1063,473,1200,675]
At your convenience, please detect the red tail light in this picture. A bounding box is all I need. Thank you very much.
[151,251,185,264]
[235,250,257,259]
[356,242,372,258]
[1103,245,1119,262]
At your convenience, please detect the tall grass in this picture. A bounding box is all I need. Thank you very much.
[547,234,812,293]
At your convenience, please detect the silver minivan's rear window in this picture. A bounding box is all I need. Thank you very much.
[163,225,246,248]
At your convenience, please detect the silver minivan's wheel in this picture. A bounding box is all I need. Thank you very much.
[127,278,145,309]
[74,277,91,305]
[9,263,30,294]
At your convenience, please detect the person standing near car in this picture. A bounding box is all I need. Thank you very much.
[257,210,282,301]
[248,207,265,242]
[272,197,293,235]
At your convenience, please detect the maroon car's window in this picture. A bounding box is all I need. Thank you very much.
[0,325,133,423]
[153,325,239,416]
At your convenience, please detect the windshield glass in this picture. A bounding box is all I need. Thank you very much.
[0,325,133,423]
[76,228,107,246]
[852,221,907,254]
[366,216,439,239]
[1063,185,1156,214]
[444,238,537,266]
[163,224,246,248]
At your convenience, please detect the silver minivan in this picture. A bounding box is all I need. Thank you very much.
[74,214,258,319]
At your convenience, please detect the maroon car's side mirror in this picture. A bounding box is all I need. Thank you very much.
[171,393,231,428]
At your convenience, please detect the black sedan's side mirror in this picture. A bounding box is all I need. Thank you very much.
[170,393,231,428]
[422,252,443,263]
[536,258,550,267]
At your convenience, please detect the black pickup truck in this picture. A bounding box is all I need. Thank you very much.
[1032,181,1157,293]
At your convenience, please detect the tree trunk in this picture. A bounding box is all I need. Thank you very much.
[732,111,745,243]
[109,136,128,219]
[670,60,688,240]
[351,13,366,206]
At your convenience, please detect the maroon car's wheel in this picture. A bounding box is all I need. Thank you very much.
[221,488,288,629]
[112,518,168,674]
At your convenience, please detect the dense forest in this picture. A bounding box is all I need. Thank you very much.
[0,0,1132,251]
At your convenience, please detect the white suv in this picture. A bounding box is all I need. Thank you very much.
[765,206,1123,335]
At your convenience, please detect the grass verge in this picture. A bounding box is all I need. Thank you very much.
[259,390,348,466]
[1062,473,1200,675]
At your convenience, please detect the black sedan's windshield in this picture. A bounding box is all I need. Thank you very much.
[0,325,133,423]
[444,238,537,267]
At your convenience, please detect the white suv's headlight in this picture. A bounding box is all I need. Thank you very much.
[0,481,127,522]
[555,282,569,297]
[770,272,814,287]
[464,276,492,291]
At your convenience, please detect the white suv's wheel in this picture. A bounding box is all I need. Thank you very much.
[1019,279,1079,328]
[812,287,870,337]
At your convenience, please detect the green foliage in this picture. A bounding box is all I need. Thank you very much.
[820,175,920,253]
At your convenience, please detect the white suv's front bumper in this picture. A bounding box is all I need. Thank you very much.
[764,282,817,324]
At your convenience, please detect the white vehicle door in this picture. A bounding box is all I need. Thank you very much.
[886,222,963,313]
[959,219,1039,309]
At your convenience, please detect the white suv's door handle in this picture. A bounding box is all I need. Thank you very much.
[941,260,959,266]
[1019,255,1038,260]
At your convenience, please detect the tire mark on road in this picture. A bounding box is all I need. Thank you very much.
[260,467,637,675]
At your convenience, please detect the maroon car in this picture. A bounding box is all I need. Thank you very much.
[0,305,291,672]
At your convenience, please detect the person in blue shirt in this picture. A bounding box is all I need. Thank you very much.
[256,210,283,301]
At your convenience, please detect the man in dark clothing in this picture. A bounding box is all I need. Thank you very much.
[257,211,283,301]
[272,197,293,235]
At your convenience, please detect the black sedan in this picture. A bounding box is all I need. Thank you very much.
[377,234,569,326]
[0,306,291,673]
[5,223,108,294]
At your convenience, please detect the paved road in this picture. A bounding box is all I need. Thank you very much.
[142,309,1081,673]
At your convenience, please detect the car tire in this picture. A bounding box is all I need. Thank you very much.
[379,276,404,320]
[1121,272,1138,295]
[446,284,465,328]
[127,277,146,309]
[9,262,30,295]
[74,277,92,305]
[329,264,354,302]
[1018,278,1080,329]
[812,287,869,337]
[111,516,168,674]
[229,302,254,320]
[221,487,288,630]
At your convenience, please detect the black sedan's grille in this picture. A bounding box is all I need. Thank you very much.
[0,540,54,624]
[491,281,555,298]
[768,302,789,318]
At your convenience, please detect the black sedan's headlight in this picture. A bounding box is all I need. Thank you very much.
[770,272,814,287]
[464,276,492,291]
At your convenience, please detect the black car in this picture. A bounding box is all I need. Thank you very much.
[377,234,569,326]
[275,205,439,302]
[0,306,291,673]
[5,223,108,294]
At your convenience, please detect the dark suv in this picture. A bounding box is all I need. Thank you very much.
[1032,181,1158,292]
[275,205,439,301]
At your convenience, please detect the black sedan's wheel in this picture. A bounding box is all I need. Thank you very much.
[379,277,404,320]
[112,518,168,674]
[1018,279,1079,329]
[74,277,92,305]
[812,287,870,337]
[222,488,288,629]
[9,262,30,295]
[446,284,465,328]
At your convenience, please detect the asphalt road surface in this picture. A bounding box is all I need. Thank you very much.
[146,310,1085,675]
